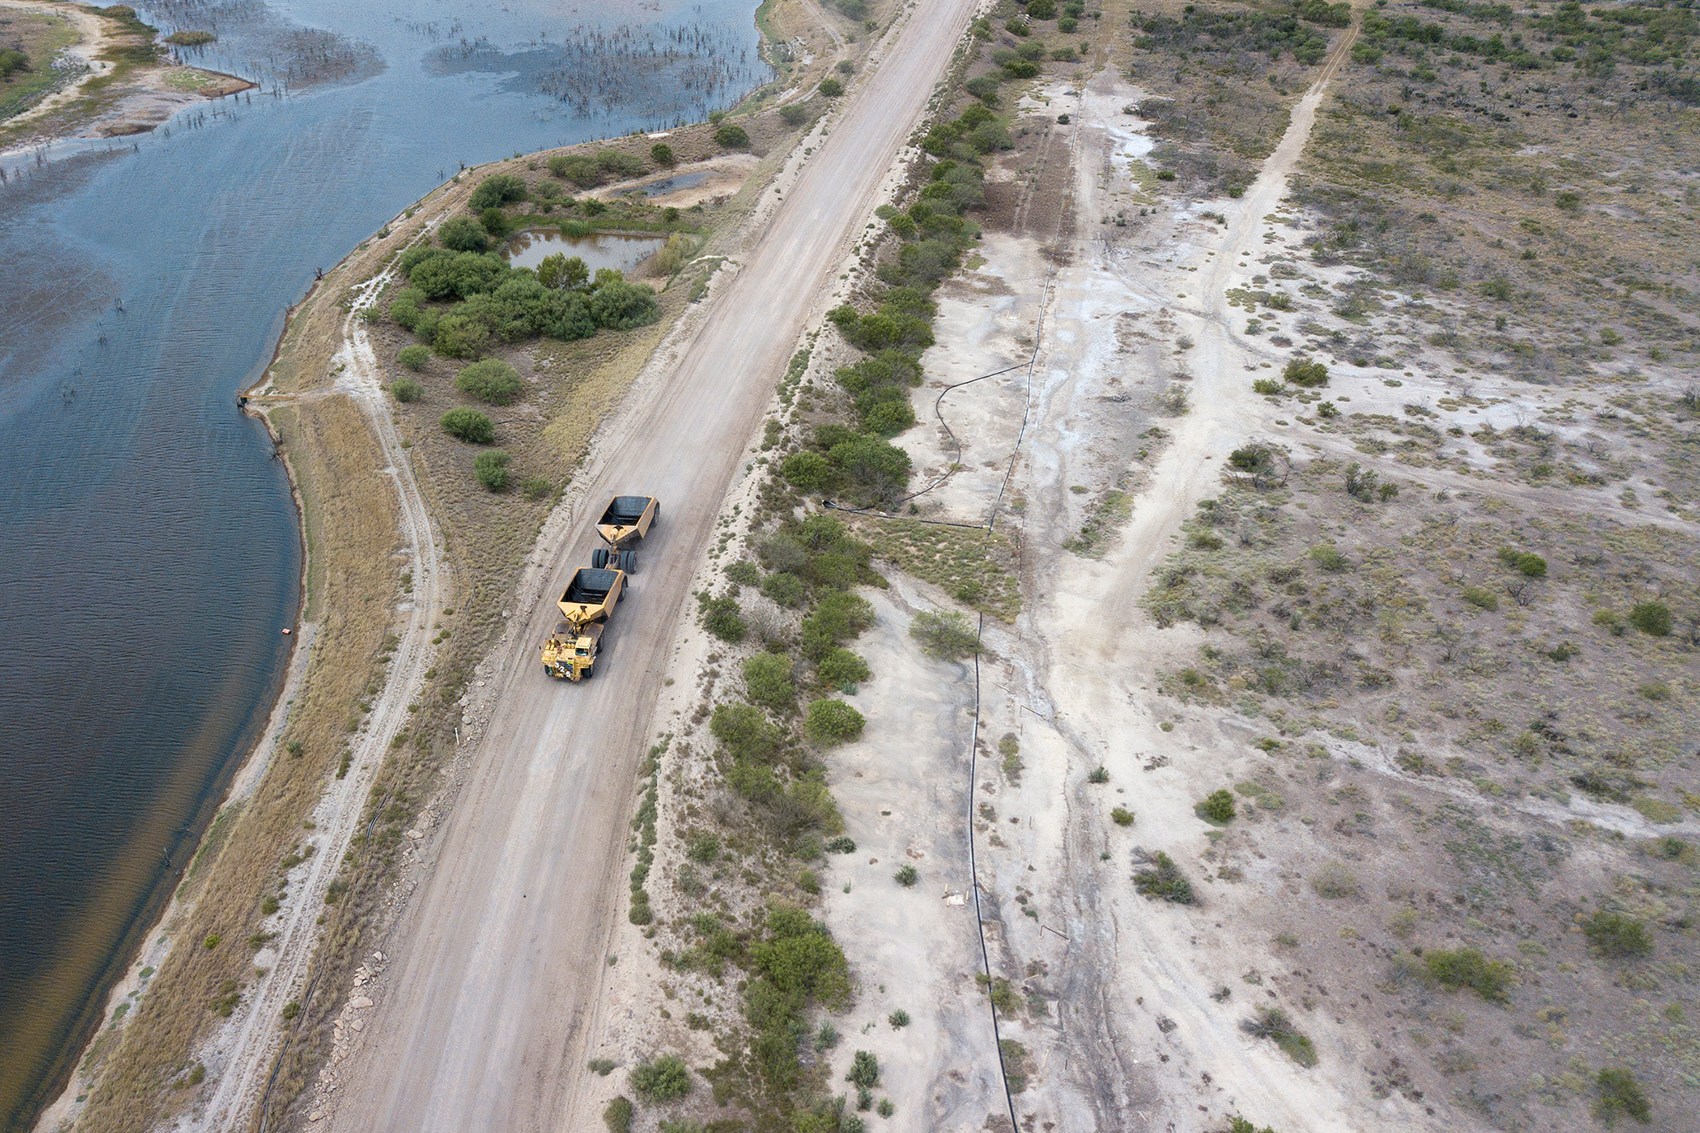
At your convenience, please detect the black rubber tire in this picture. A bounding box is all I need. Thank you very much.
[591,547,609,569]
[621,550,638,574]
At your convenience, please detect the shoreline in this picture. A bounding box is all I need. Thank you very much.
[33,0,845,1122]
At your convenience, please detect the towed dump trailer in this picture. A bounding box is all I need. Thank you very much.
[589,495,659,573]
[540,567,626,681]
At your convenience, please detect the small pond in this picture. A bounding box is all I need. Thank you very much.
[616,170,709,197]
[505,229,669,275]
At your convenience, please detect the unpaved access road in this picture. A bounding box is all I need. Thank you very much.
[315,1,982,1129]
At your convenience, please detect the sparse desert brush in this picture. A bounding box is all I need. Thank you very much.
[1134,851,1194,904]
[1423,947,1514,1004]
[1309,861,1357,899]
[1241,1006,1317,1067]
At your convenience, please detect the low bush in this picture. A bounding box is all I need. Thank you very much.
[397,345,431,371]
[698,594,747,643]
[603,1096,633,1133]
[714,122,750,149]
[1310,861,1357,899]
[455,358,524,405]
[589,280,660,330]
[1111,806,1135,826]
[1242,1007,1317,1067]
[630,1054,691,1103]
[1423,947,1513,1003]
[1628,601,1671,637]
[390,378,422,402]
[805,699,865,744]
[1283,357,1329,387]
[742,653,795,712]
[473,449,510,491]
[469,173,528,210]
[819,77,845,97]
[440,408,495,443]
[1594,1067,1651,1126]
[710,703,782,764]
[650,142,674,166]
[1197,789,1236,825]
[1134,852,1194,904]
[1462,585,1500,611]
[893,864,918,887]
[910,610,977,660]
[816,647,870,688]
[847,1050,879,1088]
[438,215,489,252]
[1583,911,1653,959]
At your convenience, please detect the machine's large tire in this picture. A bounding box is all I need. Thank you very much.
[591,547,609,569]
[620,549,637,574]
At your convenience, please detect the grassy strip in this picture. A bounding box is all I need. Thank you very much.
[847,517,1020,621]
[0,7,81,119]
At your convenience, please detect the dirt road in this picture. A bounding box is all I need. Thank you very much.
[315,1,981,1128]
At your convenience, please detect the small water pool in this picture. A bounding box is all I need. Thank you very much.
[505,229,669,275]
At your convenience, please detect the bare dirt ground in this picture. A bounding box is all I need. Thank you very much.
[822,13,1460,1130]
[293,1,984,1128]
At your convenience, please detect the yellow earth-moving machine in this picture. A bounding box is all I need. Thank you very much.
[589,495,659,573]
[540,567,626,681]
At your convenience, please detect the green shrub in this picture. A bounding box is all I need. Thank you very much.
[1593,1067,1651,1126]
[390,378,423,403]
[1308,544,1347,572]
[1110,806,1135,826]
[1628,601,1671,637]
[650,142,675,166]
[1309,862,1357,899]
[819,77,845,97]
[479,207,511,237]
[1462,586,1499,611]
[590,279,660,330]
[398,345,431,371]
[630,1054,691,1103]
[1088,766,1110,784]
[603,1097,633,1133]
[1197,789,1236,825]
[805,699,865,744]
[698,593,747,643]
[1027,0,1057,16]
[469,173,528,209]
[1134,852,1194,904]
[1497,546,1547,577]
[800,591,874,660]
[1252,378,1284,395]
[782,451,833,493]
[743,653,795,711]
[522,476,552,500]
[438,215,489,252]
[1583,911,1653,959]
[893,864,918,887]
[1242,1007,1317,1067]
[714,123,751,149]
[816,647,870,688]
[440,408,495,443]
[710,703,782,763]
[473,450,510,491]
[760,571,808,608]
[847,1050,880,1088]
[455,358,524,405]
[909,610,977,660]
[1283,357,1329,387]
[1423,947,1513,1003]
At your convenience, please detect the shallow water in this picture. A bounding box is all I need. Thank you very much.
[0,0,763,1125]
[504,228,669,274]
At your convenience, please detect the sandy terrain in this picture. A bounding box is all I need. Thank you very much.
[267,0,988,1128]
[802,14,1461,1129]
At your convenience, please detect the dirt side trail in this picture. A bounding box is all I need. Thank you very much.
[187,269,450,1131]
[309,1,983,1129]
[1016,16,1446,1130]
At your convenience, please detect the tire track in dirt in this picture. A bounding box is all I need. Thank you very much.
[192,269,448,1132]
